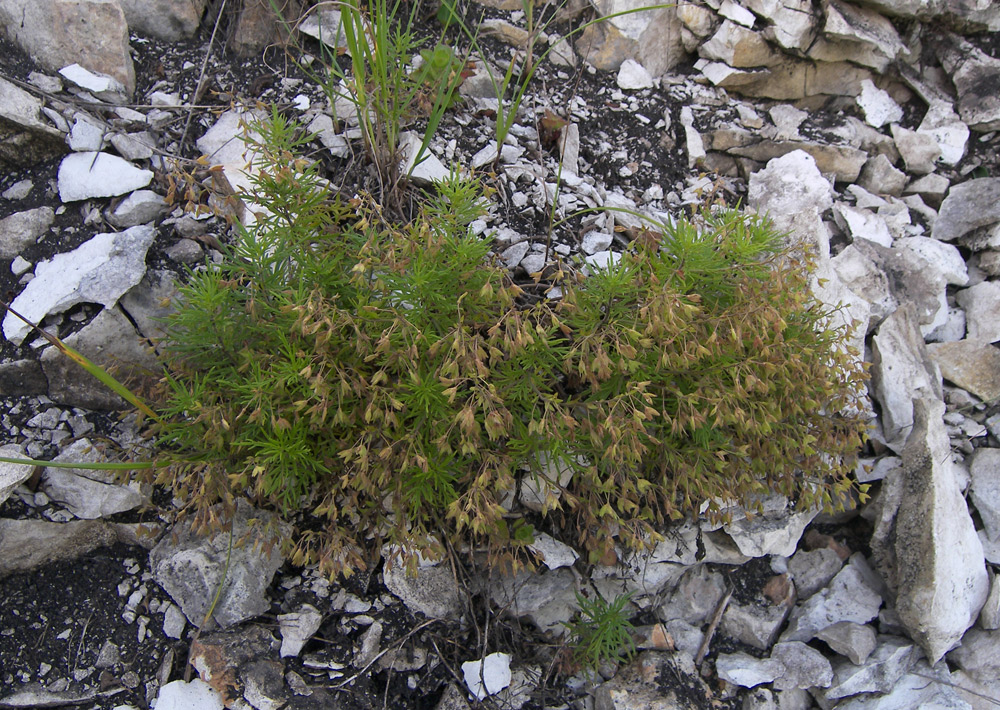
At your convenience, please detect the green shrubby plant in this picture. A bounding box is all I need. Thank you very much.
[149,112,868,578]
[564,591,636,671]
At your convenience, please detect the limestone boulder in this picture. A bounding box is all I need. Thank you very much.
[0,78,66,167]
[150,500,290,628]
[892,398,989,663]
[869,304,942,451]
[933,178,1000,242]
[2,225,157,346]
[937,36,1000,131]
[117,0,207,41]
[0,0,135,93]
[577,0,687,76]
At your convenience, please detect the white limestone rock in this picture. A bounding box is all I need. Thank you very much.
[616,59,654,90]
[162,603,186,639]
[2,225,156,346]
[111,131,156,161]
[969,448,1000,542]
[857,79,903,129]
[956,281,1000,343]
[586,0,686,77]
[937,37,1000,131]
[934,178,1000,243]
[820,0,903,73]
[528,532,579,570]
[918,100,969,167]
[831,243,897,326]
[278,604,323,658]
[980,570,1000,630]
[383,550,464,620]
[658,564,727,626]
[57,152,153,202]
[462,652,511,700]
[700,21,778,67]
[857,154,907,197]
[814,622,877,665]
[819,636,915,701]
[787,548,844,600]
[893,237,968,287]
[0,206,54,260]
[893,398,989,664]
[891,124,941,175]
[41,464,146,519]
[781,562,882,643]
[400,131,450,186]
[107,189,168,228]
[748,150,833,259]
[722,500,817,558]
[679,106,706,168]
[927,339,1000,402]
[196,108,262,167]
[67,115,106,152]
[0,444,33,508]
[833,660,973,710]
[716,652,783,688]
[150,500,290,628]
[903,173,950,205]
[834,203,893,247]
[117,0,207,41]
[769,641,833,690]
[869,304,942,451]
[0,2,134,94]
[742,0,816,51]
[153,680,224,710]
[490,568,577,635]
[58,63,127,98]
[0,77,66,166]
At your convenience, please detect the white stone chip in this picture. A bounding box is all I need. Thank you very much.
[162,603,187,640]
[857,80,903,129]
[153,680,224,710]
[68,116,106,152]
[57,152,153,202]
[528,532,579,570]
[462,652,512,700]
[719,0,756,27]
[58,64,127,95]
[616,59,654,91]
[278,604,324,658]
[0,444,33,508]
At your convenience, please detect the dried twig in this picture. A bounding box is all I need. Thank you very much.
[695,584,732,669]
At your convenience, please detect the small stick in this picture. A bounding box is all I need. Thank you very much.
[694,585,732,669]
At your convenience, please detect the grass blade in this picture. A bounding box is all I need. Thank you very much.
[0,301,162,423]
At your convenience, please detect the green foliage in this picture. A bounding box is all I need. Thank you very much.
[152,113,869,578]
[436,0,460,30]
[411,44,469,111]
[564,591,636,671]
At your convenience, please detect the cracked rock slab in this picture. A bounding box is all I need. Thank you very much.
[2,224,156,346]
[893,398,989,663]
[150,500,290,628]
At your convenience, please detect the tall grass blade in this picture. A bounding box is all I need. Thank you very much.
[0,301,162,423]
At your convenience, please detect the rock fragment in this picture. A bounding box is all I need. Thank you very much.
[0,77,66,167]
[150,500,290,628]
[892,398,989,663]
[2,225,157,346]
[57,152,153,202]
